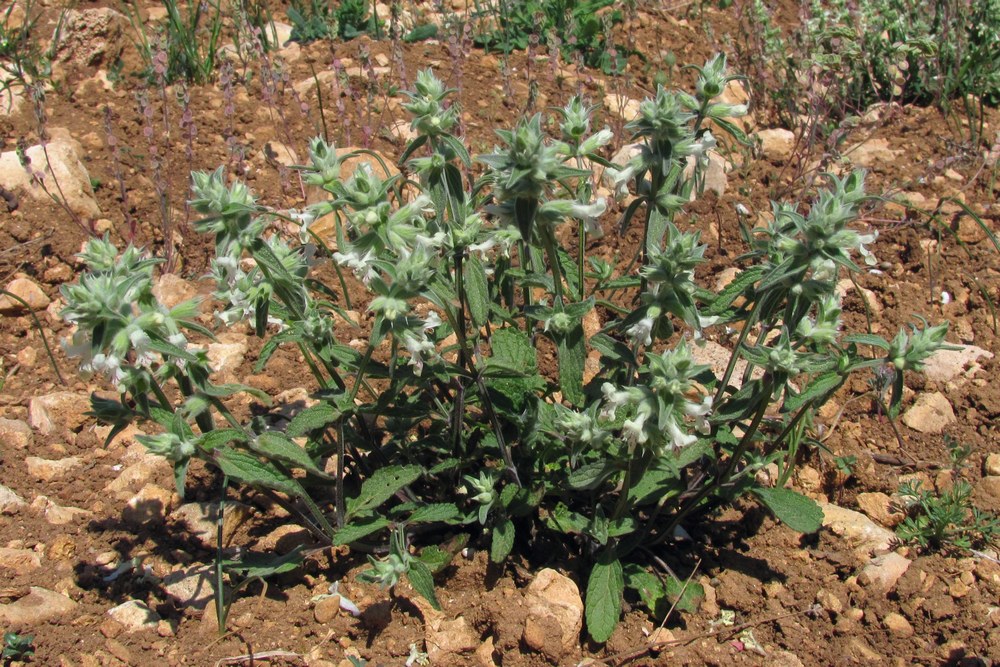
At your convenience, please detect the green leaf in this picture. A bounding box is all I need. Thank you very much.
[331,517,391,546]
[146,337,200,362]
[586,554,624,643]
[418,534,468,574]
[491,518,515,563]
[558,323,586,406]
[783,371,844,413]
[844,333,892,350]
[251,430,329,478]
[172,459,191,499]
[214,446,334,536]
[567,461,618,491]
[623,564,703,615]
[223,547,304,579]
[464,254,489,328]
[346,465,422,519]
[753,487,824,533]
[407,559,440,610]
[285,402,343,437]
[590,333,636,366]
[408,503,461,524]
[543,502,590,534]
[403,22,437,42]
[195,428,245,452]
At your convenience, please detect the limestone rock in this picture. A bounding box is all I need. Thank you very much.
[0,484,26,513]
[0,547,41,575]
[207,332,248,380]
[313,595,341,624]
[425,615,480,661]
[31,495,92,525]
[882,611,914,638]
[105,458,171,499]
[820,503,896,555]
[902,392,956,434]
[107,600,161,632]
[25,455,83,482]
[603,93,641,121]
[29,391,91,435]
[0,418,32,449]
[855,492,904,528]
[56,8,128,68]
[921,345,992,385]
[846,138,901,169]
[0,277,50,314]
[0,131,102,219]
[172,501,252,548]
[757,128,796,161]
[162,566,214,610]
[858,552,911,592]
[985,453,1000,477]
[122,484,174,527]
[0,587,77,625]
[684,151,731,199]
[522,568,583,662]
[152,273,198,309]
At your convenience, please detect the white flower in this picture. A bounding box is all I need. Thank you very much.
[600,382,635,419]
[622,411,649,448]
[684,395,713,435]
[665,417,698,449]
[625,315,655,348]
[333,247,378,284]
[857,229,878,266]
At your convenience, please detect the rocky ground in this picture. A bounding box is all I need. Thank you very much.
[0,1,999,665]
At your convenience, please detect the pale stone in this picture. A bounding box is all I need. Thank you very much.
[855,491,904,527]
[0,418,32,449]
[771,650,805,667]
[846,138,901,168]
[162,566,214,610]
[603,93,641,121]
[684,151,731,199]
[261,141,298,168]
[922,345,992,385]
[814,589,843,614]
[0,131,102,219]
[882,611,914,638]
[207,332,248,379]
[255,524,311,554]
[0,277,50,313]
[820,503,896,555]
[122,484,174,527]
[313,595,341,624]
[425,615,480,660]
[151,273,198,309]
[28,391,91,435]
[56,8,128,68]
[836,279,882,317]
[757,128,796,161]
[690,340,758,390]
[172,501,252,548]
[522,568,583,661]
[475,635,498,667]
[858,552,911,592]
[0,547,41,574]
[985,453,1000,477]
[25,455,83,482]
[107,600,161,632]
[31,496,92,525]
[902,392,956,434]
[105,458,171,499]
[0,484,26,513]
[978,476,1000,503]
[0,587,77,625]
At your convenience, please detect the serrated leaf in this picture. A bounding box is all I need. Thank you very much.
[407,559,440,610]
[196,428,245,452]
[844,333,892,350]
[418,534,468,574]
[214,446,334,536]
[464,255,489,328]
[753,487,824,533]
[346,465,422,519]
[783,371,844,413]
[491,518,514,563]
[331,517,391,546]
[408,503,461,524]
[703,265,766,316]
[567,461,618,491]
[623,564,703,615]
[251,430,328,478]
[286,402,343,437]
[586,554,623,643]
[558,324,586,406]
[544,502,589,534]
[223,547,304,579]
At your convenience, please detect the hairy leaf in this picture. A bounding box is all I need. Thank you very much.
[491,518,515,563]
[753,487,824,533]
[407,559,440,610]
[346,465,422,519]
[586,554,623,642]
